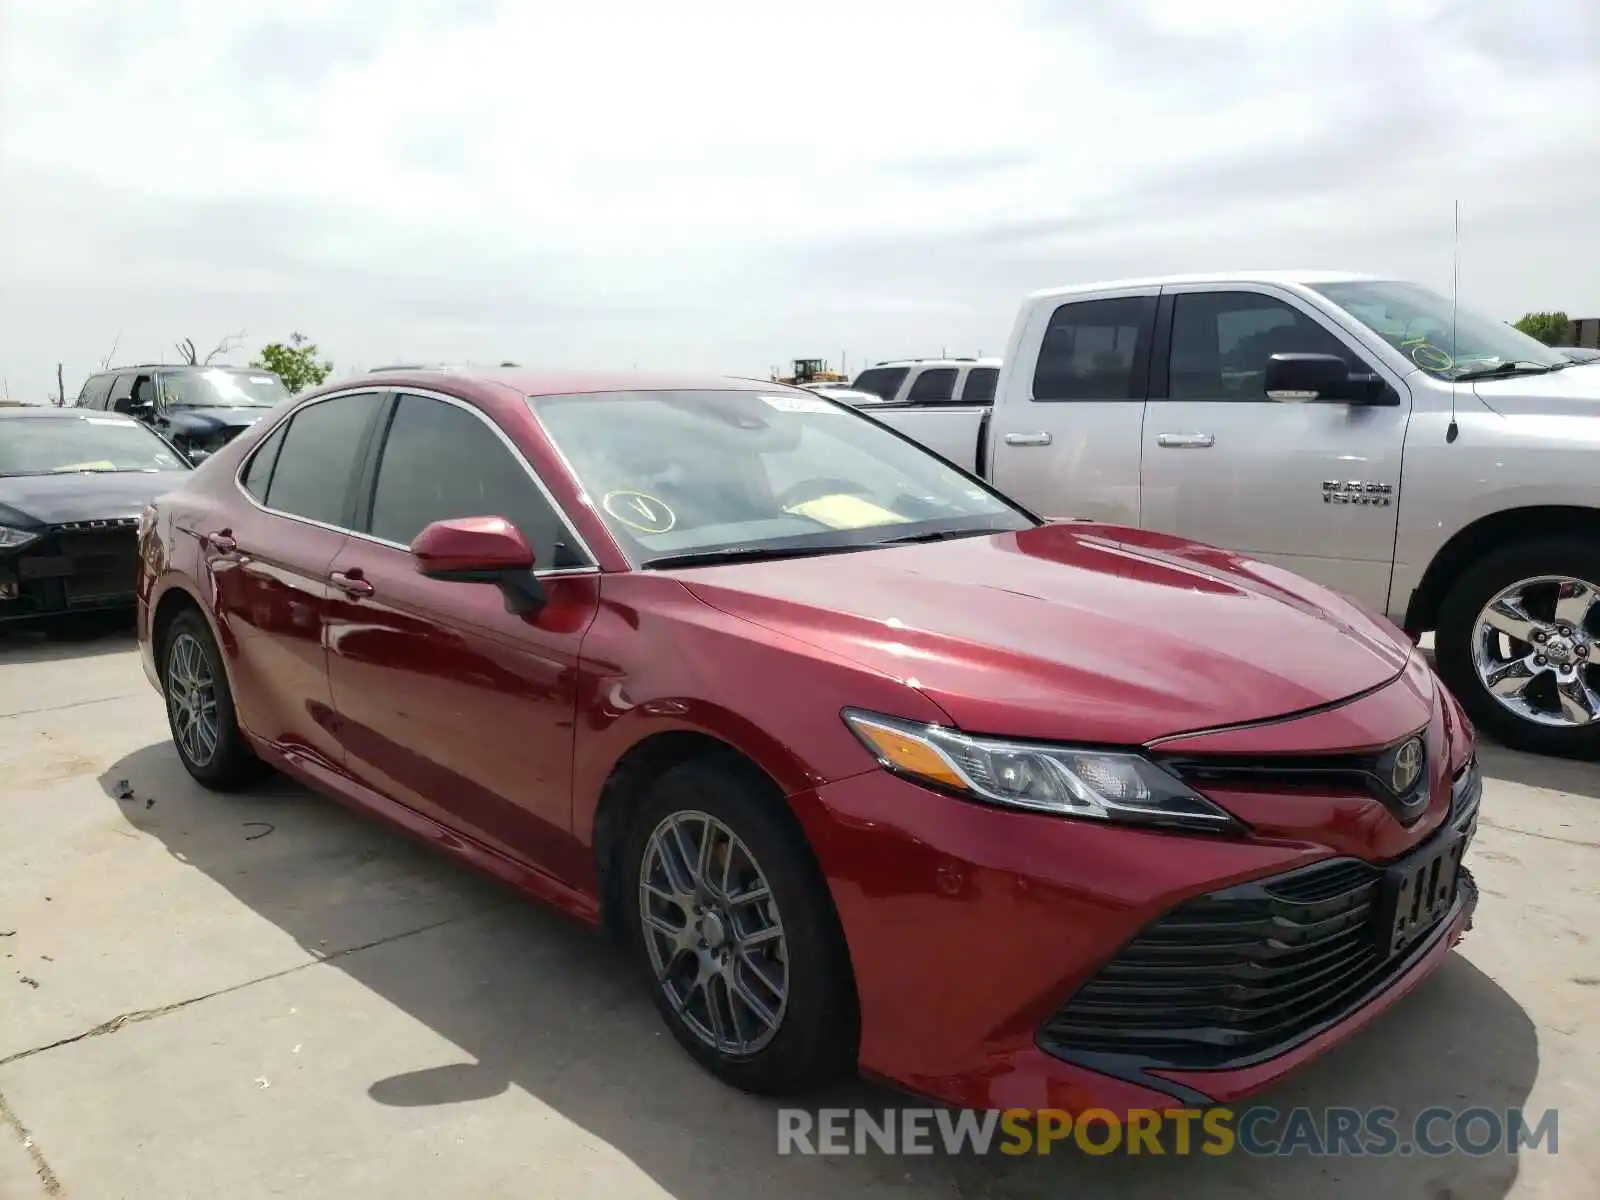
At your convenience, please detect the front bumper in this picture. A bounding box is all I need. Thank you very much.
[0,518,141,623]
[793,748,1480,1116]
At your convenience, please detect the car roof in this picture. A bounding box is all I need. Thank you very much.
[1025,270,1381,302]
[865,357,1002,369]
[88,363,269,375]
[326,368,800,397]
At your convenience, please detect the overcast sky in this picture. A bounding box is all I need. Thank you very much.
[2,0,1597,401]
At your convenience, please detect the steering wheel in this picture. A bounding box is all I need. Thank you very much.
[776,478,876,509]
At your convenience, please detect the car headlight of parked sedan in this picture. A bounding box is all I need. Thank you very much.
[842,708,1240,832]
[0,525,41,551]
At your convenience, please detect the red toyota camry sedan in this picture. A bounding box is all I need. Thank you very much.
[135,369,1481,1114]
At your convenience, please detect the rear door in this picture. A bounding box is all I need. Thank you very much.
[209,389,386,766]
[1137,284,1411,609]
[985,290,1156,523]
[323,390,601,879]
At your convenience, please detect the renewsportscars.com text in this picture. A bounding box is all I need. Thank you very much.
[777,1106,1560,1158]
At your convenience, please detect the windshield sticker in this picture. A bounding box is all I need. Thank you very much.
[249,376,276,385]
[1401,339,1454,372]
[602,490,677,534]
[759,394,841,415]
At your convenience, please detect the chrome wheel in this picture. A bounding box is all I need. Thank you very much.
[1472,574,1600,729]
[166,631,220,767]
[638,810,789,1056]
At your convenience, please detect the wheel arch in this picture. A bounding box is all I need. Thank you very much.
[1404,505,1600,636]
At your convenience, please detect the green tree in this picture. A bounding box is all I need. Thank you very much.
[251,333,333,393]
[1513,311,1572,346]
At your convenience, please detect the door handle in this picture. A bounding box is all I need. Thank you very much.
[1156,432,1215,449]
[1004,431,1053,447]
[204,529,238,554]
[329,569,374,599]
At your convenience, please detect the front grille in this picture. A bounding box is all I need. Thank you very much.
[54,520,140,601]
[1039,761,1480,1071]
[1161,727,1434,826]
[2,519,139,614]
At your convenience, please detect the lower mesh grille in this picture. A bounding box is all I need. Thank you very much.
[1039,762,1480,1071]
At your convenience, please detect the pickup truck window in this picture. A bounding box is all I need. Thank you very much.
[1310,279,1568,380]
[906,368,958,403]
[852,367,909,402]
[1033,296,1155,402]
[959,367,998,404]
[1168,292,1352,400]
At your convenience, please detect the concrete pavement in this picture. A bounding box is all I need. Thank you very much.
[1,621,1596,1198]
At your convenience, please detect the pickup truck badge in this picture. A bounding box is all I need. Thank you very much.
[1322,480,1395,506]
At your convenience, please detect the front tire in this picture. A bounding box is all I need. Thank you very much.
[623,758,858,1095]
[161,610,260,789]
[1435,537,1600,759]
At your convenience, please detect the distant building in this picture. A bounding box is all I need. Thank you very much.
[1568,317,1599,348]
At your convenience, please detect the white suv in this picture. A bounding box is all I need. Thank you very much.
[850,358,1001,407]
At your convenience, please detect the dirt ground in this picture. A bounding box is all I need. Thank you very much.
[1,622,1596,1199]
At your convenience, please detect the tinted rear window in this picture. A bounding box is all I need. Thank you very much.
[851,367,909,402]
[959,367,998,403]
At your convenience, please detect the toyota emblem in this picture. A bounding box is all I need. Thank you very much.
[1390,737,1424,795]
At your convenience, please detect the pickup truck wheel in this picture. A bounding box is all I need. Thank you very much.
[624,758,858,1095]
[1435,538,1600,759]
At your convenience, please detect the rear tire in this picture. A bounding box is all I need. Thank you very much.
[160,609,261,790]
[623,757,858,1095]
[1435,537,1600,759]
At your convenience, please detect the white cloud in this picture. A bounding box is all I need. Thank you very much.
[1,0,1597,400]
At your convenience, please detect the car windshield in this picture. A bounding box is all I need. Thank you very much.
[1310,280,1569,380]
[528,388,1034,566]
[0,415,191,476]
[161,369,289,408]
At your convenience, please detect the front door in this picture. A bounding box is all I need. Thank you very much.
[324,391,601,882]
[1138,284,1411,611]
[985,289,1156,524]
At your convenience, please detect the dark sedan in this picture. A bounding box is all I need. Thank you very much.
[1,408,191,623]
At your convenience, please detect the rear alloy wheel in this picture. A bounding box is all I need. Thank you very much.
[625,759,857,1095]
[1436,538,1600,759]
[162,610,260,790]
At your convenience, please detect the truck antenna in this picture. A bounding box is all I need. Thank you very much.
[1447,198,1460,444]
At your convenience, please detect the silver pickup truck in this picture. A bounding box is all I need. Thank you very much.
[861,271,1600,759]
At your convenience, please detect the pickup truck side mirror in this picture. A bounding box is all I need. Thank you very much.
[1264,353,1389,404]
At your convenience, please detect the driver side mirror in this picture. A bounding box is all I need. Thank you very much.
[1264,354,1391,405]
[410,517,546,614]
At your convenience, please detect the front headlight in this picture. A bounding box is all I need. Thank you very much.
[841,709,1241,833]
[0,526,40,552]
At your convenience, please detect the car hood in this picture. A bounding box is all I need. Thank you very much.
[677,523,1413,745]
[1473,363,1600,418]
[165,407,272,435]
[0,471,186,527]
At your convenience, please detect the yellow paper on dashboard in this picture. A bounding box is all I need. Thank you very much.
[54,461,117,472]
[786,494,912,530]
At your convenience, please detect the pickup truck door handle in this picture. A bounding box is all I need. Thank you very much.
[1156,432,1216,449]
[329,569,375,599]
[1004,431,1053,447]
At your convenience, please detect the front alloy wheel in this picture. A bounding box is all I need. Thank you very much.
[624,758,858,1095]
[638,811,789,1056]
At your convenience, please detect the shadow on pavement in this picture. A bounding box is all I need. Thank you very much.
[102,741,1539,1200]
